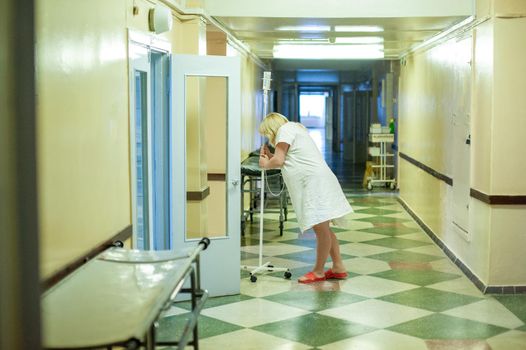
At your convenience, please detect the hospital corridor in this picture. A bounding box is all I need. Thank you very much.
[2,0,526,349]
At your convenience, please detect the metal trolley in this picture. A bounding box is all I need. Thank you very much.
[367,133,396,190]
[42,238,211,350]
[240,154,288,236]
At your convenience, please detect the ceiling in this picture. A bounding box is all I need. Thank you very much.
[213,16,468,60]
[201,0,473,71]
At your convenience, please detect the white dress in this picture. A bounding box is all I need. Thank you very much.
[275,122,353,232]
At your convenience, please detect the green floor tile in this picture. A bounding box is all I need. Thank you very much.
[493,294,526,323]
[280,238,348,249]
[355,216,412,224]
[253,313,375,347]
[175,294,254,311]
[517,324,526,332]
[268,265,312,279]
[358,226,422,236]
[368,250,444,264]
[365,237,431,249]
[275,250,354,264]
[379,287,482,312]
[371,269,460,286]
[157,314,242,341]
[355,207,401,215]
[263,291,366,312]
[241,251,261,260]
[241,237,270,246]
[388,314,508,339]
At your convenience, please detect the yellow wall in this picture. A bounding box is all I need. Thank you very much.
[399,0,526,286]
[488,0,526,284]
[36,0,263,277]
[36,0,131,278]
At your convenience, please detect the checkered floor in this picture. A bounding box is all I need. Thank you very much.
[160,190,526,349]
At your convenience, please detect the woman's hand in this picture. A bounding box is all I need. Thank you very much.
[259,146,269,168]
[259,143,288,169]
[262,144,270,157]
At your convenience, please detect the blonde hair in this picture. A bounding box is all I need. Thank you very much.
[259,112,289,145]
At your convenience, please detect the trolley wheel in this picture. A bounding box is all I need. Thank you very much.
[367,181,373,191]
[250,275,257,283]
[284,271,292,279]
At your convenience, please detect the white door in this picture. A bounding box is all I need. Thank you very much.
[172,55,241,297]
[451,37,472,240]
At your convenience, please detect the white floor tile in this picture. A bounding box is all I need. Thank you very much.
[320,330,427,350]
[347,212,377,220]
[487,330,526,350]
[335,231,389,243]
[241,243,310,256]
[341,257,391,275]
[160,305,189,318]
[339,275,419,298]
[442,299,525,329]
[427,277,484,297]
[240,275,297,297]
[198,329,311,350]
[241,257,309,272]
[201,298,309,327]
[343,220,376,230]
[339,242,395,257]
[429,258,462,274]
[404,244,444,257]
[319,299,432,328]
[397,232,432,243]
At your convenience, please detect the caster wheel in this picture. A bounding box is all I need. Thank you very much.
[250,275,257,283]
[284,271,292,279]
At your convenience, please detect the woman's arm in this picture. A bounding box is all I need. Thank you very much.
[259,142,289,169]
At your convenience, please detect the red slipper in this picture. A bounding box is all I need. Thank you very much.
[325,269,348,279]
[298,271,326,284]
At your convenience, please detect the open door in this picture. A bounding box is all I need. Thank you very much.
[172,55,241,297]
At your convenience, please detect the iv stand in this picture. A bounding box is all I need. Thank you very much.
[241,71,292,283]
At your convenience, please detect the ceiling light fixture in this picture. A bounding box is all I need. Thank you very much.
[276,25,331,32]
[334,37,384,44]
[334,25,384,32]
[273,44,384,59]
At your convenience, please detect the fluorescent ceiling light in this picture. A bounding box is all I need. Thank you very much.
[334,37,384,44]
[277,25,331,32]
[334,25,384,32]
[273,44,384,59]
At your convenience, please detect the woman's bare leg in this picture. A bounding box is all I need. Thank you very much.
[328,231,346,273]
[299,220,344,281]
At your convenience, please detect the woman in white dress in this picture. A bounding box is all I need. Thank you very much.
[258,112,353,283]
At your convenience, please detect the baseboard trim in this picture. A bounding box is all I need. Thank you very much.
[396,198,526,294]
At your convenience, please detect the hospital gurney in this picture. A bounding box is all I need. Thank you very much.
[241,154,288,236]
[41,238,210,350]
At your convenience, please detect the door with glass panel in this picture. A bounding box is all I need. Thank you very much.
[129,40,171,250]
[172,55,240,297]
